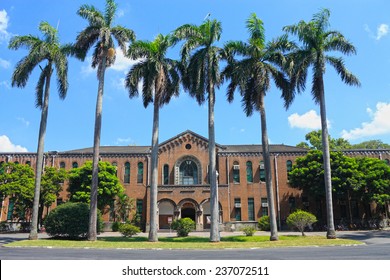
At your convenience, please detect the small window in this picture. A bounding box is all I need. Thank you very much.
[112,162,118,176]
[137,162,144,184]
[233,161,240,183]
[248,198,255,221]
[163,164,169,185]
[26,161,31,166]
[136,199,143,220]
[246,161,253,183]
[286,160,293,181]
[261,198,268,216]
[72,162,78,168]
[60,162,66,169]
[124,162,130,184]
[259,161,265,182]
[234,198,241,221]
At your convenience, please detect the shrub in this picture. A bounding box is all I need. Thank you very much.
[258,215,270,231]
[111,221,121,232]
[242,225,256,236]
[171,218,195,237]
[118,223,141,237]
[286,210,317,236]
[44,202,102,239]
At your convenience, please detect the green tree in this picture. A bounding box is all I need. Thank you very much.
[9,22,71,240]
[173,18,223,242]
[352,140,390,150]
[284,8,360,239]
[222,14,291,241]
[125,34,180,242]
[39,166,67,226]
[298,130,352,150]
[68,161,125,213]
[113,192,135,222]
[0,162,35,221]
[74,0,135,241]
[286,210,317,236]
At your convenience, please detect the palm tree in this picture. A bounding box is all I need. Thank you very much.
[173,19,223,242]
[283,8,360,239]
[8,22,70,240]
[74,0,135,241]
[125,34,180,242]
[222,14,291,241]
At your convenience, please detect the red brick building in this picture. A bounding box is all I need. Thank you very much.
[1,130,389,230]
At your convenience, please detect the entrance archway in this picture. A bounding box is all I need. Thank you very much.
[158,200,175,229]
[181,203,196,221]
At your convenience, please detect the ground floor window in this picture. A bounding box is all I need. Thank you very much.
[248,198,255,221]
[234,198,241,221]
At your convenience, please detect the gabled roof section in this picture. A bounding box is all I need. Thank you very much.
[158,130,225,153]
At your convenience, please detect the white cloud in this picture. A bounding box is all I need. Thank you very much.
[376,24,389,40]
[364,23,389,40]
[0,58,10,69]
[0,80,11,89]
[0,135,28,152]
[341,102,390,140]
[288,110,328,130]
[17,117,30,127]
[0,9,10,43]
[115,137,135,145]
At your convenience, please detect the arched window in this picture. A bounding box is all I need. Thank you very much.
[137,162,143,184]
[72,162,78,168]
[112,162,117,176]
[233,161,240,183]
[259,160,265,182]
[60,162,66,169]
[26,161,31,166]
[163,164,169,185]
[124,162,130,183]
[286,160,293,181]
[246,161,253,183]
[180,160,198,185]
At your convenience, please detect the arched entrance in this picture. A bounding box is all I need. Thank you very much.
[158,200,175,229]
[181,202,196,221]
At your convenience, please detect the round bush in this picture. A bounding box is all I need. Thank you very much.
[44,202,102,239]
[171,218,195,237]
[118,223,141,237]
[258,215,270,231]
[242,225,256,236]
[286,210,317,236]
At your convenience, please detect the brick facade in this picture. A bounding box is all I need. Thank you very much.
[1,130,390,231]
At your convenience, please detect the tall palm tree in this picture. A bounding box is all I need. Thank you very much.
[125,34,180,242]
[173,19,223,242]
[8,22,70,240]
[222,14,291,241]
[283,8,360,239]
[74,0,135,241]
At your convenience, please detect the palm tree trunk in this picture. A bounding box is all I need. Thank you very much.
[318,76,336,239]
[29,65,52,240]
[88,56,107,241]
[209,84,220,242]
[259,93,278,241]
[148,94,160,242]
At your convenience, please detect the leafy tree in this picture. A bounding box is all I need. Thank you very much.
[173,19,223,242]
[74,0,135,241]
[113,192,135,222]
[0,162,34,221]
[286,210,317,236]
[39,166,67,226]
[284,8,360,239]
[67,161,125,213]
[125,34,180,242]
[352,140,390,150]
[9,22,71,240]
[222,14,292,241]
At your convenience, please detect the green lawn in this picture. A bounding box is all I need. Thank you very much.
[5,235,363,250]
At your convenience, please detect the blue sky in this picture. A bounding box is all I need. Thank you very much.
[1,0,390,153]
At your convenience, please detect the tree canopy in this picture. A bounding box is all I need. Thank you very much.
[67,161,125,213]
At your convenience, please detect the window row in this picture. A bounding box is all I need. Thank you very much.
[232,160,293,183]
[234,198,267,221]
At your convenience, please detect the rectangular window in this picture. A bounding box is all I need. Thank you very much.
[7,199,15,220]
[136,199,143,219]
[137,162,143,184]
[233,162,240,183]
[163,164,169,185]
[234,198,241,221]
[248,198,255,221]
[124,163,130,184]
[261,198,268,216]
[260,161,265,182]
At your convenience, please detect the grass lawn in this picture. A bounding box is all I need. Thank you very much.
[5,235,363,250]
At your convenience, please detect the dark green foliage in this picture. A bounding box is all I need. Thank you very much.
[111,221,121,232]
[171,218,195,237]
[242,225,256,236]
[118,223,141,237]
[258,215,270,231]
[44,202,102,239]
[286,210,317,236]
[67,161,125,213]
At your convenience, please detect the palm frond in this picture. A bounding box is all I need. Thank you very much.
[39,21,58,43]
[104,0,117,27]
[8,35,41,50]
[246,13,265,48]
[53,51,69,99]
[324,33,357,55]
[326,56,361,87]
[111,26,135,54]
[35,64,51,108]
[77,4,105,27]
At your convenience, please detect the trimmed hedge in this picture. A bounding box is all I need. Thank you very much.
[44,202,102,239]
[171,218,195,237]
